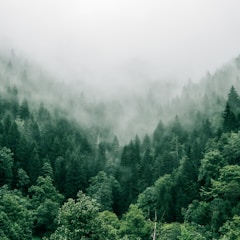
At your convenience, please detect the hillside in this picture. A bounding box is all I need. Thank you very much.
[1,52,240,239]
[2,51,240,142]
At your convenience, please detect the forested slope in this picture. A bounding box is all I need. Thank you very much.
[1,52,240,239]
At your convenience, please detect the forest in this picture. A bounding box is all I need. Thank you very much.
[2,53,240,240]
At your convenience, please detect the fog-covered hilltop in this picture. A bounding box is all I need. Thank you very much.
[168,56,240,128]
[0,49,183,143]
[1,50,240,143]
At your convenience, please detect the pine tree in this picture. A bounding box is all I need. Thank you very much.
[227,86,240,114]
[223,102,237,132]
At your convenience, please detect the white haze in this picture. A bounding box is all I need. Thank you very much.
[1,0,240,93]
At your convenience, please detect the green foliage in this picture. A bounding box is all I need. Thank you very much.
[198,150,225,188]
[97,211,120,239]
[119,204,151,240]
[0,147,13,186]
[29,176,64,236]
[178,223,206,240]
[0,186,33,239]
[16,168,30,193]
[49,191,105,240]
[154,174,175,221]
[19,99,30,120]
[209,165,240,201]
[87,171,120,211]
[137,186,157,219]
[184,200,210,226]
[223,132,240,164]
[41,161,53,178]
[223,86,240,132]
[219,215,240,239]
[64,151,87,198]
[157,222,181,240]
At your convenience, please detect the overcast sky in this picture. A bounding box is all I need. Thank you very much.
[1,0,240,87]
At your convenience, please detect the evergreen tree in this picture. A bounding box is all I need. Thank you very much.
[54,156,66,193]
[0,147,13,186]
[227,86,240,114]
[223,103,237,132]
[16,168,30,194]
[223,86,240,132]
[64,151,87,198]
[8,121,20,154]
[87,171,120,211]
[29,175,63,236]
[19,99,30,120]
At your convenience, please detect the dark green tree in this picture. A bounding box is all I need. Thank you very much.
[87,171,120,211]
[64,151,87,198]
[29,175,64,236]
[19,99,30,120]
[0,147,13,186]
[16,168,30,194]
[223,103,237,132]
[54,156,66,193]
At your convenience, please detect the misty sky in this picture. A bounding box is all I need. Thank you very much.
[1,0,240,88]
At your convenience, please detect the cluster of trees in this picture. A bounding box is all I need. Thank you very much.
[2,67,240,238]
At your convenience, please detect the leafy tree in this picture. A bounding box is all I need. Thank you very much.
[223,132,240,164]
[178,223,206,240]
[137,174,176,222]
[119,204,151,240]
[29,176,64,236]
[184,200,211,227]
[209,165,240,202]
[156,222,181,240]
[49,191,105,240]
[137,186,157,219]
[0,186,33,239]
[219,215,240,240]
[97,211,120,239]
[198,150,225,189]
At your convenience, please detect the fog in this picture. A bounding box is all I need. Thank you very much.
[1,0,240,91]
[1,1,240,143]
